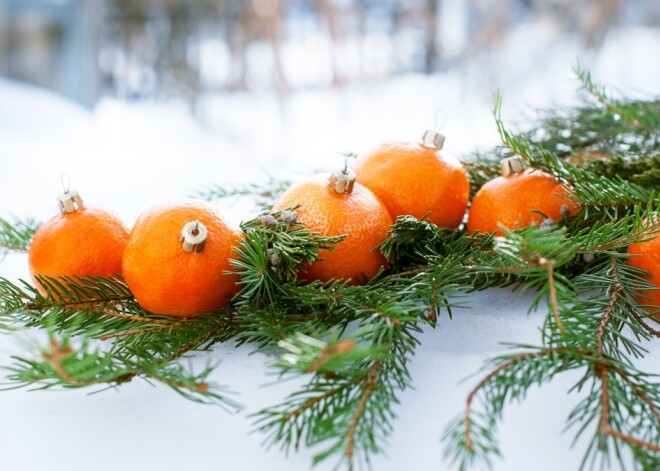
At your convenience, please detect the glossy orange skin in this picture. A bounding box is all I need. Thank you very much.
[272,174,393,283]
[122,201,241,317]
[29,208,129,294]
[628,232,660,317]
[353,141,470,228]
[467,170,580,236]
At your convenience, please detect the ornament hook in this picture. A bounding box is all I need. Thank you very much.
[421,109,448,149]
[57,174,84,214]
[60,173,71,194]
[434,109,448,131]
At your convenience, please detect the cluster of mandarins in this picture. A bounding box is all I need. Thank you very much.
[28,131,659,318]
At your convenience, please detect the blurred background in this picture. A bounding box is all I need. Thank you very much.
[2,0,660,105]
[1,0,660,224]
[0,0,660,106]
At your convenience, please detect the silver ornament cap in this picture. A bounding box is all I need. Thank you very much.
[180,221,207,253]
[500,156,525,177]
[57,190,84,214]
[421,129,445,149]
[329,165,357,194]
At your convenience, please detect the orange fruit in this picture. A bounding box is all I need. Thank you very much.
[29,208,129,294]
[466,169,579,236]
[353,140,470,228]
[627,227,660,317]
[272,174,392,283]
[122,201,241,317]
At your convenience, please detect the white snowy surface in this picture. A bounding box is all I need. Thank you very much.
[1,26,660,471]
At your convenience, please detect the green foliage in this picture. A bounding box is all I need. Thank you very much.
[193,175,291,213]
[0,217,39,256]
[0,274,241,408]
[231,209,344,306]
[0,67,659,469]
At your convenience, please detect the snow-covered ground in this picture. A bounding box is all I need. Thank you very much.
[0,25,659,471]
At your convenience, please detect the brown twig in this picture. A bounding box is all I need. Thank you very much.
[577,220,660,253]
[546,260,565,334]
[629,308,660,338]
[362,304,401,328]
[100,325,178,341]
[101,308,184,325]
[613,368,660,424]
[107,319,231,387]
[577,200,648,210]
[596,365,660,453]
[165,318,231,362]
[26,294,132,311]
[281,387,343,422]
[463,348,575,452]
[595,259,660,453]
[0,243,28,253]
[307,340,356,373]
[41,339,88,386]
[388,267,427,279]
[597,259,622,355]
[41,339,130,387]
[605,255,660,338]
[53,318,233,390]
[428,290,438,323]
[345,360,382,459]
[610,255,660,334]
[146,370,211,395]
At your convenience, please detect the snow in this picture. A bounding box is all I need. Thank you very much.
[1,25,660,471]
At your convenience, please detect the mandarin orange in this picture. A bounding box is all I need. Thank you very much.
[627,227,660,317]
[467,162,579,236]
[272,172,392,283]
[353,136,469,228]
[122,201,241,317]
[29,205,129,294]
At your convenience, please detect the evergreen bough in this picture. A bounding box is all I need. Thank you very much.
[0,66,658,469]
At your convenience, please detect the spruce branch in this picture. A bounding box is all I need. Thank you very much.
[193,176,291,213]
[0,274,241,408]
[230,209,344,307]
[5,335,240,409]
[0,217,39,255]
[573,64,658,135]
[254,317,424,468]
[444,73,660,470]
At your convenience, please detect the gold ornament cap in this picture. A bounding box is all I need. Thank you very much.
[57,190,84,214]
[500,156,525,177]
[421,129,445,149]
[328,164,356,194]
[180,221,207,253]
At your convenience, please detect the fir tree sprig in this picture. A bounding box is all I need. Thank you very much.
[0,217,39,255]
[231,210,345,306]
[253,306,426,467]
[573,63,660,137]
[443,223,660,469]
[465,67,660,196]
[0,274,241,408]
[193,176,291,213]
[5,335,240,408]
